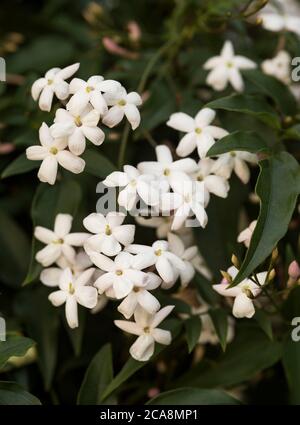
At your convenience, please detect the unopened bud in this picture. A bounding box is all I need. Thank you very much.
[268,268,276,282]
[244,289,255,299]
[256,17,263,25]
[231,254,240,269]
[220,270,232,283]
[288,260,300,280]
[271,247,278,263]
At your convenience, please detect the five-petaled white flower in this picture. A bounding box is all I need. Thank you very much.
[203,41,256,92]
[193,158,230,203]
[26,123,85,185]
[237,220,257,248]
[114,305,174,361]
[126,240,185,285]
[91,251,149,299]
[138,145,198,189]
[103,165,161,210]
[102,87,142,130]
[258,0,300,37]
[50,106,104,156]
[40,250,93,287]
[48,267,97,328]
[31,63,79,112]
[261,50,291,85]
[34,214,90,267]
[167,108,228,158]
[118,272,162,319]
[83,212,135,257]
[211,151,257,184]
[213,266,267,318]
[167,233,197,288]
[67,75,121,115]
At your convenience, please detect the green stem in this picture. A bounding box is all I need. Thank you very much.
[118,121,131,169]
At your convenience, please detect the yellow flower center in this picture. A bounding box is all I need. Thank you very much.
[53,238,64,244]
[163,168,170,176]
[74,116,82,127]
[86,86,94,93]
[47,79,53,85]
[116,270,123,276]
[195,127,202,134]
[50,147,58,155]
[68,283,75,295]
[105,225,112,236]
[133,287,140,293]
[143,326,150,334]
[197,174,203,181]
[226,61,234,68]
[118,99,126,106]
[155,249,162,256]
[230,151,236,157]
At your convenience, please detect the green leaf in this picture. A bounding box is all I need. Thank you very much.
[0,382,41,405]
[185,316,202,353]
[233,152,300,285]
[176,323,282,389]
[206,94,280,129]
[64,308,86,357]
[207,131,270,157]
[0,210,31,287]
[209,308,228,351]
[82,148,116,178]
[147,387,241,405]
[24,179,82,285]
[77,344,115,405]
[14,286,60,391]
[100,319,182,402]
[1,153,39,179]
[244,69,298,116]
[193,272,218,305]
[0,335,35,369]
[282,336,300,404]
[254,310,273,340]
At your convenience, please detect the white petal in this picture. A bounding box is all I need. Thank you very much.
[82,125,105,146]
[221,40,234,60]
[195,108,215,127]
[112,224,135,246]
[94,273,113,293]
[151,305,174,328]
[68,128,86,156]
[76,286,98,308]
[37,156,58,185]
[167,112,195,133]
[90,91,108,115]
[124,104,140,130]
[114,319,142,336]
[137,290,160,315]
[54,214,73,237]
[180,262,195,287]
[40,267,62,287]
[103,171,128,187]
[67,89,90,114]
[232,293,255,318]
[61,244,76,264]
[156,256,174,283]
[126,91,142,105]
[56,63,80,80]
[69,78,86,93]
[34,226,56,244]
[117,293,138,319]
[36,244,61,267]
[234,56,256,70]
[31,78,46,100]
[176,133,197,157]
[167,232,185,257]
[56,151,85,174]
[89,252,115,272]
[152,328,171,345]
[205,175,229,198]
[106,212,125,227]
[234,158,250,183]
[65,296,79,328]
[83,213,106,233]
[48,290,67,306]
[101,235,121,256]
[38,86,54,112]
[228,68,244,92]
[26,146,48,161]
[64,233,90,246]
[54,81,69,100]
[129,335,155,361]
[102,106,124,128]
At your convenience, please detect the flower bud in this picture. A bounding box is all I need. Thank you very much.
[288,261,300,280]
[268,268,276,282]
[271,247,278,263]
[231,254,240,269]
[220,270,232,283]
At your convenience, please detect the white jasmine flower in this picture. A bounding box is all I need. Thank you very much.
[167,233,197,288]
[258,0,300,36]
[31,63,79,112]
[40,250,92,287]
[211,151,257,184]
[203,41,256,92]
[213,266,267,318]
[26,123,85,185]
[191,253,212,280]
[103,165,161,210]
[91,251,149,299]
[197,308,235,345]
[261,50,291,85]
[118,272,162,319]
[126,240,185,285]
[83,212,135,257]
[67,75,121,115]
[102,87,142,130]
[237,220,257,248]
[138,145,198,189]
[193,158,230,203]
[114,305,174,361]
[34,214,90,267]
[167,109,228,158]
[50,106,104,156]
[48,267,98,328]
[163,179,207,231]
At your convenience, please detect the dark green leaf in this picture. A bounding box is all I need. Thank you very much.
[0,382,41,405]
[282,336,300,404]
[82,148,116,178]
[233,152,300,285]
[209,308,228,351]
[1,153,39,179]
[185,316,202,353]
[193,272,218,305]
[254,309,273,340]
[77,343,115,405]
[0,335,35,369]
[206,94,280,129]
[207,131,270,157]
[147,387,241,405]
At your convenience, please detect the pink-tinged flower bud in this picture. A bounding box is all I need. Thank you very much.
[127,21,141,42]
[102,37,138,60]
[0,143,15,155]
[147,387,160,398]
[288,260,300,280]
